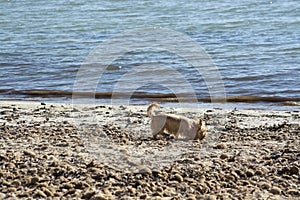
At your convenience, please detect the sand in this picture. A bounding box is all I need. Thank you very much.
[0,101,299,199]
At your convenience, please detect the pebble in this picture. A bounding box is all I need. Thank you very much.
[260,181,271,190]
[11,180,21,187]
[216,142,227,149]
[30,177,40,185]
[91,194,107,200]
[205,195,217,200]
[82,190,96,199]
[173,173,184,182]
[186,194,197,200]
[289,166,299,175]
[23,149,36,157]
[246,169,255,177]
[255,170,263,176]
[270,186,281,195]
[139,194,148,199]
[260,167,269,174]
[35,190,47,198]
[287,189,299,195]
[152,192,162,197]
[139,167,152,175]
[220,154,229,160]
[18,192,30,198]
[0,193,5,199]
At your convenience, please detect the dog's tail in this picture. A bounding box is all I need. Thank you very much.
[147,103,160,117]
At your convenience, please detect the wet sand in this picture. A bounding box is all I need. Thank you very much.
[0,101,299,199]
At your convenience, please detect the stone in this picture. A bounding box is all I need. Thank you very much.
[270,186,281,195]
[43,188,54,197]
[187,194,197,200]
[152,192,162,197]
[289,166,299,175]
[216,143,227,149]
[140,194,148,199]
[287,189,299,195]
[0,192,5,199]
[30,177,40,185]
[255,170,263,176]
[11,180,21,187]
[246,169,255,177]
[23,149,36,157]
[82,190,96,199]
[18,192,30,198]
[205,195,217,200]
[173,173,184,182]
[91,194,107,200]
[220,154,228,160]
[35,190,47,198]
[139,167,152,175]
[260,181,271,190]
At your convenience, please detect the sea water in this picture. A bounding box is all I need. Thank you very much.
[0,0,299,109]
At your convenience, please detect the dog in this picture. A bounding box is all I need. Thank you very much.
[147,103,207,140]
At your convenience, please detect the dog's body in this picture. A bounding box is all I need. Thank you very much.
[147,103,207,140]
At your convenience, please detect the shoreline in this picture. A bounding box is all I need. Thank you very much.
[1,89,300,109]
[0,100,299,199]
[0,98,300,114]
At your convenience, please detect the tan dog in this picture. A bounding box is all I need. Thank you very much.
[147,103,207,140]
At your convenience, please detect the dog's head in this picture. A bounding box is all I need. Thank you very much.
[195,118,207,140]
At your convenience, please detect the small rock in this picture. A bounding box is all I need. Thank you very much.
[173,173,183,182]
[18,192,30,198]
[193,155,200,161]
[35,190,47,198]
[255,170,263,176]
[230,171,239,180]
[7,187,17,193]
[246,169,255,177]
[220,154,228,160]
[140,194,148,199]
[187,194,197,200]
[270,186,281,195]
[11,180,21,187]
[289,166,299,175]
[205,195,217,200]
[61,183,73,189]
[260,181,271,190]
[23,149,36,157]
[91,194,107,200]
[152,192,162,197]
[43,188,53,197]
[287,189,299,195]
[82,190,96,199]
[152,169,161,176]
[139,167,152,175]
[156,186,163,193]
[71,108,80,112]
[260,167,269,174]
[65,189,76,195]
[0,192,5,199]
[216,143,227,149]
[30,177,40,185]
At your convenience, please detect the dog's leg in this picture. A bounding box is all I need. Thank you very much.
[150,117,166,139]
[193,133,200,140]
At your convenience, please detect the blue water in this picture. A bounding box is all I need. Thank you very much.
[0,0,299,107]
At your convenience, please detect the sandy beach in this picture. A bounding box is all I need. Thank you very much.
[0,101,299,199]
